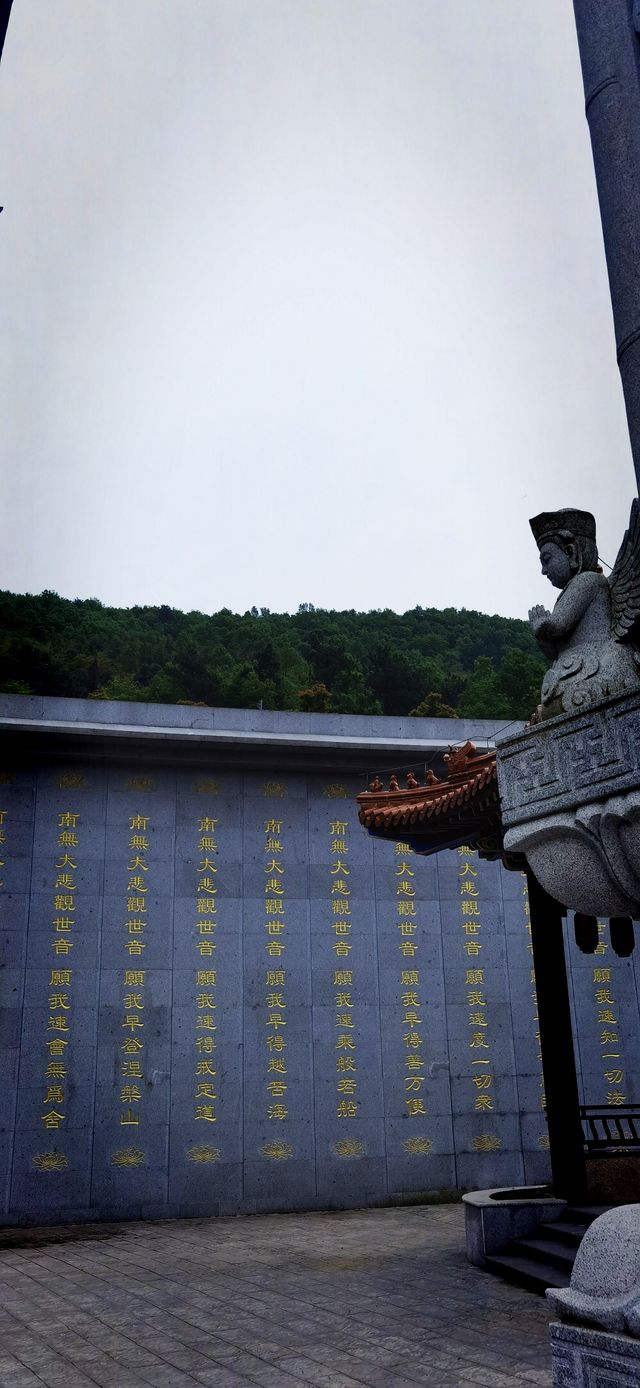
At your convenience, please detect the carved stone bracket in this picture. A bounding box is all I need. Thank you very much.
[496,691,640,917]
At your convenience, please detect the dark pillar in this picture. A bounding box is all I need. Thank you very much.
[0,1,14,67]
[527,871,587,1200]
[572,0,640,494]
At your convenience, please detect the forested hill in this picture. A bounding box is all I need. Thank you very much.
[0,590,546,720]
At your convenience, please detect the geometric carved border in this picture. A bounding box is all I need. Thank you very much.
[549,1321,640,1386]
[497,692,640,828]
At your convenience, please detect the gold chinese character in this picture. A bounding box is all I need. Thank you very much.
[120,1108,140,1126]
[120,1085,141,1103]
[126,876,148,893]
[265,878,285,896]
[405,1099,427,1116]
[122,1061,143,1078]
[330,860,350,876]
[43,1085,65,1107]
[267,1104,288,1120]
[41,1110,65,1129]
[331,879,351,897]
[48,992,70,1011]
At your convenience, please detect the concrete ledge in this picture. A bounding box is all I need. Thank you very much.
[463,1187,566,1267]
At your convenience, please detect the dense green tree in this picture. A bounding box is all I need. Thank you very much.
[457,656,510,720]
[496,649,545,720]
[409,692,459,718]
[0,589,547,720]
[298,682,332,712]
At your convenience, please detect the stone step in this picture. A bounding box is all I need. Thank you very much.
[541,1218,586,1245]
[508,1235,576,1271]
[563,1204,610,1223]
[483,1253,569,1295]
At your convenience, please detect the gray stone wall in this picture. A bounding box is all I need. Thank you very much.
[0,699,639,1223]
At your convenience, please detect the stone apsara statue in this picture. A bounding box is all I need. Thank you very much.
[528,502,640,719]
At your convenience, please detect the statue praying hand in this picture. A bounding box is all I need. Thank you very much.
[528,503,640,720]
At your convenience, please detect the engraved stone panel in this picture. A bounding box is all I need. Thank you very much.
[0,703,638,1222]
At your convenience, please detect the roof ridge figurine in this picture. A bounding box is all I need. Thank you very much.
[528,499,640,720]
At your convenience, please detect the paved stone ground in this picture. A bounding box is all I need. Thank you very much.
[0,1204,553,1388]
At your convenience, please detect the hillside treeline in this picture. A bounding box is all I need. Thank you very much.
[0,590,546,720]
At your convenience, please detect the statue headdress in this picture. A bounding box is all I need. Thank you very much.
[529,509,596,548]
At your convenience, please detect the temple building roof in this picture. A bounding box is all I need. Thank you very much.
[357,741,505,860]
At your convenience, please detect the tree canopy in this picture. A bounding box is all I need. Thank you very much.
[0,590,546,721]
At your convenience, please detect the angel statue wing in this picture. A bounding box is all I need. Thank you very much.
[610,497,640,644]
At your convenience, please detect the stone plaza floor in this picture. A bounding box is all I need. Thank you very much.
[0,1203,554,1388]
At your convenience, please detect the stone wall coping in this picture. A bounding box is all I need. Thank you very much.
[0,694,507,772]
[462,1188,563,1209]
[0,693,507,743]
[0,715,491,756]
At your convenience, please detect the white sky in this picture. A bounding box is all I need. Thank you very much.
[0,0,635,619]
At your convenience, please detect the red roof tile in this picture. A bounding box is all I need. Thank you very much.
[357,742,502,856]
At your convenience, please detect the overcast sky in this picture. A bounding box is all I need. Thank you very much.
[0,0,635,620]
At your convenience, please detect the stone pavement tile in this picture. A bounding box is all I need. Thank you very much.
[224,1336,307,1365]
[289,1353,437,1388]
[137,1368,203,1388]
[389,1371,461,1388]
[206,1321,311,1356]
[174,1343,260,1374]
[276,1356,382,1388]
[0,1363,47,1387]
[309,1337,406,1372]
[187,1366,261,1388]
[384,1351,471,1380]
[457,1367,539,1387]
[194,1349,312,1387]
[3,1374,50,1388]
[0,1206,554,1388]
